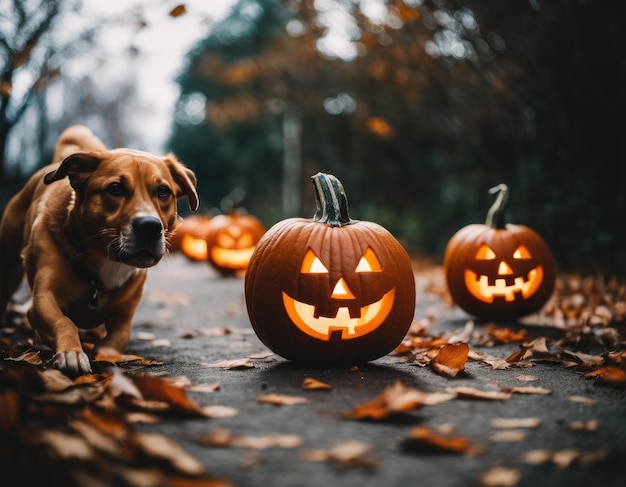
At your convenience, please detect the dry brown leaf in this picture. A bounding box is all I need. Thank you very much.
[42,430,95,461]
[501,386,551,395]
[515,374,539,382]
[300,440,377,469]
[489,430,528,442]
[36,367,75,392]
[490,417,541,429]
[567,395,595,404]
[446,386,512,401]
[485,324,528,344]
[469,350,511,369]
[131,431,204,475]
[131,374,210,417]
[430,342,470,378]
[205,358,255,369]
[188,382,221,393]
[257,393,310,406]
[344,381,456,420]
[583,366,626,387]
[402,424,482,456]
[69,419,129,458]
[522,448,609,468]
[202,405,239,418]
[196,429,301,449]
[506,336,559,364]
[7,350,42,365]
[93,349,161,366]
[568,419,600,431]
[302,377,332,390]
[476,466,521,487]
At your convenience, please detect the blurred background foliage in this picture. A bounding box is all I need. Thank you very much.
[1,0,625,277]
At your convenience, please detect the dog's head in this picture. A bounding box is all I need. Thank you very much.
[43,149,199,268]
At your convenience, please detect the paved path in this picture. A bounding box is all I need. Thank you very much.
[125,253,624,487]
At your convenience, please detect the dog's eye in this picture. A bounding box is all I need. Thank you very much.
[156,185,172,200]
[106,182,124,196]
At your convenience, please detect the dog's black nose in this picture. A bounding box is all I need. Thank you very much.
[132,216,163,239]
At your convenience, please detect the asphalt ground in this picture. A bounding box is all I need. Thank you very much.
[118,253,625,487]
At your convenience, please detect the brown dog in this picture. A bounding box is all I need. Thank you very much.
[0,125,198,375]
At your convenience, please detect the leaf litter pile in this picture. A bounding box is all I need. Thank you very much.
[1,270,625,486]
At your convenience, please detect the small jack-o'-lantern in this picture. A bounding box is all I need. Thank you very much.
[245,173,416,364]
[444,184,556,320]
[172,214,213,261]
[205,211,266,275]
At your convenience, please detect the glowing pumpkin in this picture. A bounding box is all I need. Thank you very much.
[245,172,416,364]
[172,214,213,261]
[444,184,556,320]
[205,211,266,275]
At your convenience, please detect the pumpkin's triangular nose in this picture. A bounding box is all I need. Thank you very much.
[498,261,513,275]
[332,277,355,299]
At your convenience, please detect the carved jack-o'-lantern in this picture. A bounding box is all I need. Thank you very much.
[444,184,556,320]
[245,173,416,364]
[205,211,265,275]
[172,214,213,262]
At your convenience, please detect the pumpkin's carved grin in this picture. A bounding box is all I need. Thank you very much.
[282,288,395,341]
[464,266,543,303]
[210,246,255,269]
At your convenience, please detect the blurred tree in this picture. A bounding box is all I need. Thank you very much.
[0,0,85,178]
[171,0,626,276]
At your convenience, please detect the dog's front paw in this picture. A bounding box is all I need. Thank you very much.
[49,350,93,376]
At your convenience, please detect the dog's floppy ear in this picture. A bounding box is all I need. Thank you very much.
[44,152,101,195]
[163,152,199,211]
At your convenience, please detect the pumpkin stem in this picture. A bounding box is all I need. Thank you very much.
[311,172,353,227]
[485,183,509,229]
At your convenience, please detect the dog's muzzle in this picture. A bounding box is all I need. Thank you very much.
[114,215,165,267]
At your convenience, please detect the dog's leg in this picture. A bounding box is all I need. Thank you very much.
[0,205,28,320]
[28,274,93,375]
[0,251,25,320]
[93,278,146,356]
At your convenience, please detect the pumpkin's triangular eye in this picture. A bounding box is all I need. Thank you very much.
[513,245,531,259]
[239,232,254,247]
[301,249,328,273]
[475,244,496,260]
[356,247,382,272]
[217,233,235,247]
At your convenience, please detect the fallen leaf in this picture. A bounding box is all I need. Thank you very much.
[515,374,539,382]
[205,358,255,369]
[501,386,551,395]
[568,419,600,431]
[489,430,528,442]
[344,381,456,420]
[476,466,521,487]
[197,429,302,449]
[302,378,332,390]
[430,342,470,377]
[131,431,204,475]
[485,324,528,344]
[521,448,609,467]
[300,440,377,469]
[131,374,211,417]
[402,424,482,456]
[446,387,512,401]
[257,393,309,406]
[469,350,511,369]
[202,405,239,418]
[188,382,221,393]
[490,417,541,429]
[583,366,626,388]
[567,395,595,404]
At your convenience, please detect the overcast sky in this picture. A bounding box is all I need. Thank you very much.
[79,0,237,153]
